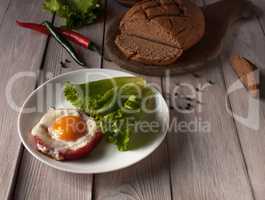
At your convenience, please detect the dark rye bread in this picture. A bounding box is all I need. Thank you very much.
[120,0,205,50]
[107,0,256,75]
[115,0,205,65]
[115,34,183,65]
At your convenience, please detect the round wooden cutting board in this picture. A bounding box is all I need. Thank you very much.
[105,0,256,76]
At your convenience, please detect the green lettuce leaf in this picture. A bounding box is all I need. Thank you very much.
[64,77,156,151]
[43,0,102,28]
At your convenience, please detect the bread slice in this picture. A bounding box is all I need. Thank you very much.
[230,55,259,97]
[115,34,183,65]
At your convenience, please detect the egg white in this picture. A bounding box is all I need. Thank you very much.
[31,108,98,151]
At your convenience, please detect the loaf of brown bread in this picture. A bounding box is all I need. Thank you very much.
[115,0,205,65]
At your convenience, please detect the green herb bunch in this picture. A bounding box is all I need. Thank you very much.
[43,0,102,28]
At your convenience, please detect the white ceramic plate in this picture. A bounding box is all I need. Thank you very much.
[18,69,169,174]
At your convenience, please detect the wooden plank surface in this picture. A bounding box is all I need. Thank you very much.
[252,0,265,32]
[93,1,172,200]
[0,0,52,199]
[0,0,265,199]
[0,0,12,25]
[13,6,106,200]
[214,0,265,199]
[164,62,254,200]
[163,0,255,199]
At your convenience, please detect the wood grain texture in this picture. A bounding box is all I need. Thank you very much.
[213,0,265,199]
[1,0,264,199]
[13,7,106,200]
[252,0,265,32]
[164,62,254,200]
[163,0,255,199]
[93,1,171,200]
[0,0,12,25]
[0,0,52,199]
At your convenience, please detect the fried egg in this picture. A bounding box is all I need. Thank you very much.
[31,108,102,160]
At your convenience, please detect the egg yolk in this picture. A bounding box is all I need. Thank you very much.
[51,116,87,141]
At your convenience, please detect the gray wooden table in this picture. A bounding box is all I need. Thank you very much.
[1,0,265,199]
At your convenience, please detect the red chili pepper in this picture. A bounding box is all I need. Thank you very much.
[16,20,98,52]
